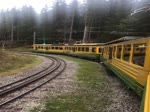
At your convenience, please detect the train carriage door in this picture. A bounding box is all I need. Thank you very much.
[109,47,113,60]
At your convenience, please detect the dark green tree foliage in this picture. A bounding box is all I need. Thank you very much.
[104,0,132,31]
[0,0,149,44]
[52,0,67,29]
[134,0,150,32]
[71,0,80,30]
[117,0,150,34]
[20,6,36,41]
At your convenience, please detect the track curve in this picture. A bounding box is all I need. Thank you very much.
[0,54,66,107]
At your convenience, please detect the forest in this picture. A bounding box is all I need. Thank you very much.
[0,0,149,45]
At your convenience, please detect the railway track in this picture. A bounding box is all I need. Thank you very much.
[0,55,66,108]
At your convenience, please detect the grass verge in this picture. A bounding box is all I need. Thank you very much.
[0,50,43,76]
[30,56,111,112]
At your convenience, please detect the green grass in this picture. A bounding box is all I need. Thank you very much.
[6,46,34,52]
[30,56,111,112]
[0,50,43,76]
[66,53,100,61]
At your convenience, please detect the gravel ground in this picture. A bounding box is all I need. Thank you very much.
[0,55,141,112]
[20,55,79,112]
[102,66,141,112]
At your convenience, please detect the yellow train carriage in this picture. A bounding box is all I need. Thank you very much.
[101,37,150,112]
[33,44,65,53]
[101,38,150,96]
[47,46,65,53]
[64,45,102,54]
[33,43,103,61]
[64,43,103,61]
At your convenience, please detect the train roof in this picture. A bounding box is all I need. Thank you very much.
[105,36,143,45]
[73,43,105,46]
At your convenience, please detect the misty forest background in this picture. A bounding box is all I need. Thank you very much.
[0,0,149,45]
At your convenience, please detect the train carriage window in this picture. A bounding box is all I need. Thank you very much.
[59,47,63,50]
[113,46,116,57]
[123,45,131,62]
[75,47,77,51]
[117,46,122,59]
[86,47,89,52]
[46,47,48,50]
[107,47,109,55]
[78,47,81,51]
[92,47,96,53]
[99,48,102,53]
[82,47,84,51]
[109,47,113,59]
[72,47,75,52]
[132,43,146,67]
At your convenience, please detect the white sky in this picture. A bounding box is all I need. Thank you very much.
[0,0,84,13]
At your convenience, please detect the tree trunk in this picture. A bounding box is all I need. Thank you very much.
[11,22,14,43]
[69,11,74,42]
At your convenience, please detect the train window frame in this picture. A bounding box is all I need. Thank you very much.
[112,46,116,58]
[85,47,89,52]
[46,47,48,50]
[99,48,102,53]
[103,47,106,55]
[116,45,122,59]
[78,47,81,51]
[82,47,84,51]
[132,43,146,67]
[59,47,63,50]
[72,47,75,52]
[109,47,113,59]
[92,47,96,53]
[104,47,109,55]
[75,47,77,51]
[122,44,131,62]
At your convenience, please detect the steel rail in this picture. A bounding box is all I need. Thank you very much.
[0,57,60,96]
[0,57,66,107]
[0,57,55,90]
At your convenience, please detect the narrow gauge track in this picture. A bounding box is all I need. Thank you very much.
[0,57,54,90]
[0,55,66,108]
